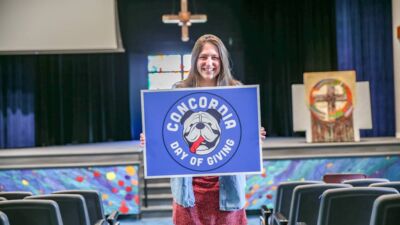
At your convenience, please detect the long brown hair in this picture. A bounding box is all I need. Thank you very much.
[177,34,240,88]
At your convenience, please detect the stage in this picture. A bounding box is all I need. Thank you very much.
[1,137,400,215]
[1,137,399,169]
[263,137,400,159]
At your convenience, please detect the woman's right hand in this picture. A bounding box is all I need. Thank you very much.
[140,133,146,147]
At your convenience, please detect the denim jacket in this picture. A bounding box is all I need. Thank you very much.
[171,175,246,211]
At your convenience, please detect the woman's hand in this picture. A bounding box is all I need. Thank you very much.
[140,133,146,147]
[260,127,266,140]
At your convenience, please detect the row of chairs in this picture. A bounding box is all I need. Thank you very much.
[260,174,400,225]
[0,190,120,225]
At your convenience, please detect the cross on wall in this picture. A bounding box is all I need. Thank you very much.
[162,0,207,42]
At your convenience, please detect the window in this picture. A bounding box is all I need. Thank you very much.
[147,54,191,89]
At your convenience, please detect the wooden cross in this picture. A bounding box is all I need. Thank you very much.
[314,85,347,115]
[162,0,207,42]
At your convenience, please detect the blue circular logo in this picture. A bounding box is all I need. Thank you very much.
[162,92,242,171]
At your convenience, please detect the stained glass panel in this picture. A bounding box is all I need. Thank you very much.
[148,72,182,90]
[148,55,181,72]
[148,54,191,89]
[183,54,191,72]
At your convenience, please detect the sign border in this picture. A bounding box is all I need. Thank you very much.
[141,85,263,178]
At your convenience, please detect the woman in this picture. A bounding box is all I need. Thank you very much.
[141,34,266,225]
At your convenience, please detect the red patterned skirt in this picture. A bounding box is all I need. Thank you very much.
[173,176,247,225]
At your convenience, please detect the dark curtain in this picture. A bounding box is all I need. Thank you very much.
[128,54,148,140]
[0,54,131,148]
[336,0,395,136]
[0,0,394,148]
[35,54,131,146]
[0,56,35,148]
[238,0,338,136]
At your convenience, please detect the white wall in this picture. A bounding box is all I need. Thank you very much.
[393,0,400,137]
[0,0,124,54]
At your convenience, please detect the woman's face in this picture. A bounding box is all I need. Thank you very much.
[196,42,221,83]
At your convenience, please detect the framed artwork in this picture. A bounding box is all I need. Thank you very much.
[304,71,356,142]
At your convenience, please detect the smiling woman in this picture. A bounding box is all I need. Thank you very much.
[176,34,241,88]
[170,34,248,225]
[196,42,221,85]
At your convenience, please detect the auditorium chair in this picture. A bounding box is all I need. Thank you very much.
[0,211,10,225]
[0,199,63,225]
[287,183,351,225]
[342,178,389,187]
[369,194,400,225]
[54,190,120,225]
[322,173,366,183]
[370,181,400,192]
[260,215,266,225]
[0,191,32,200]
[270,181,323,225]
[26,194,91,225]
[260,204,272,225]
[317,187,399,225]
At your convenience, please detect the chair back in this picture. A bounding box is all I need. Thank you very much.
[0,199,63,225]
[0,211,10,225]
[317,187,399,225]
[343,178,389,187]
[260,215,266,225]
[27,194,90,225]
[370,181,400,192]
[288,183,351,225]
[54,190,104,225]
[369,194,400,225]
[274,181,322,223]
[0,192,32,200]
[322,173,366,183]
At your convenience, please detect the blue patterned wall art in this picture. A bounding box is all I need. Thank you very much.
[245,155,400,209]
[0,165,140,215]
[1,156,399,214]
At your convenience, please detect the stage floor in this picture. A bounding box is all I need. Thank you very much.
[1,137,399,169]
[264,137,400,159]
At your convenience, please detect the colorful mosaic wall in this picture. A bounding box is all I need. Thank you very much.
[0,165,140,215]
[245,155,400,209]
[1,156,399,214]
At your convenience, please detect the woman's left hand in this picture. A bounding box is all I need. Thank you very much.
[260,127,266,140]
